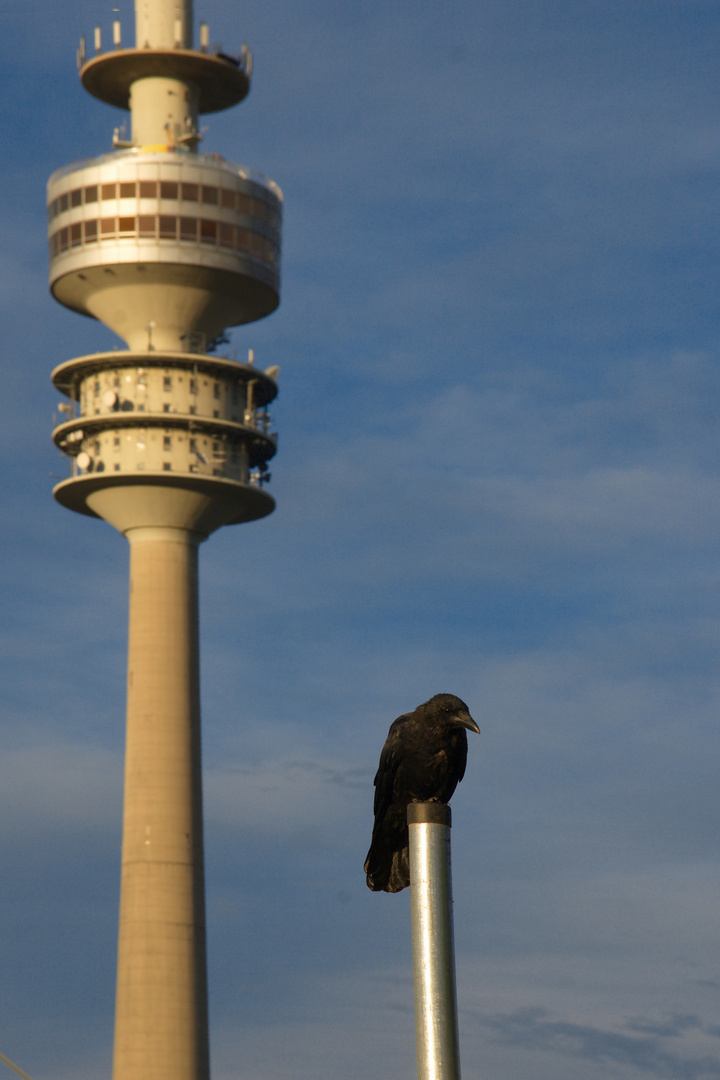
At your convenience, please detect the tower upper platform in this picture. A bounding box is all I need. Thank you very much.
[80,48,250,115]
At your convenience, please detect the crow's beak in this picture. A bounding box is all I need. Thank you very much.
[454,710,480,735]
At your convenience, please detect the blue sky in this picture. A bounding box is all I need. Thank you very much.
[2,0,720,1078]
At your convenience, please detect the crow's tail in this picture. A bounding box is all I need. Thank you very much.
[364,841,410,893]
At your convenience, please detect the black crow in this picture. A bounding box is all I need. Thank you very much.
[364,693,479,893]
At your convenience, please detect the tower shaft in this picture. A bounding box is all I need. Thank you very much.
[129,76,199,148]
[114,527,208,1080]
[135,0,193,49]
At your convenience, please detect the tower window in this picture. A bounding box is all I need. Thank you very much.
[84,185,98,203]
[159,216,177,239]
[120,182,136,198]
[139,181,157,198]
[219,223,234,248]
[181,183,198,202]
[160,181,178,200]
[201,186,218,205]
[163,436,171,450]
[71,189,82,208]
[163,462,172,471]
[101,183,116,200]
[189,378,197,394]
[163,377,172,391]
[200,219,217,243]
[180,217,197,240]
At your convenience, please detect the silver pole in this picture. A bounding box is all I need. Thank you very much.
[408,802,461,1080]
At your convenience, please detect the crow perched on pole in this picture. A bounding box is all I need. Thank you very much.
[364,693,480,893]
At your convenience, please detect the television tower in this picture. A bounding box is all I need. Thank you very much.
[47,3,281,1078]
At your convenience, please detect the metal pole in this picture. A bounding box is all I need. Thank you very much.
[408,802,461,1080]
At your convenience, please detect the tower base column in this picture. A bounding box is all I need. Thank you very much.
[113,526,209,1080]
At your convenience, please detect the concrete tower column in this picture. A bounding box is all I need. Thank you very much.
[131,0,197,146]
[135,0,193,49]
[113,526,209,1080]
[129,77,200,148]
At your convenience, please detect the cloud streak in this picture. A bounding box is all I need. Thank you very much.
[484,1007,720,1079]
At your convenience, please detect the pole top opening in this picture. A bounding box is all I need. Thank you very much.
[407,802,452,827]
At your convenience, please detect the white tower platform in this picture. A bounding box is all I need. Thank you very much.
[47,3,283,1078]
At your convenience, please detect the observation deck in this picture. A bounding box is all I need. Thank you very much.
[51,349,277,530]
[47,151,281,351]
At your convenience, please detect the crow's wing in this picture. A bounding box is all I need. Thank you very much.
[372,713,408,818]
[455,732,468,785]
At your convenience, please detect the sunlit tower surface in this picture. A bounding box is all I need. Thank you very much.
[47,3,282,1078]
